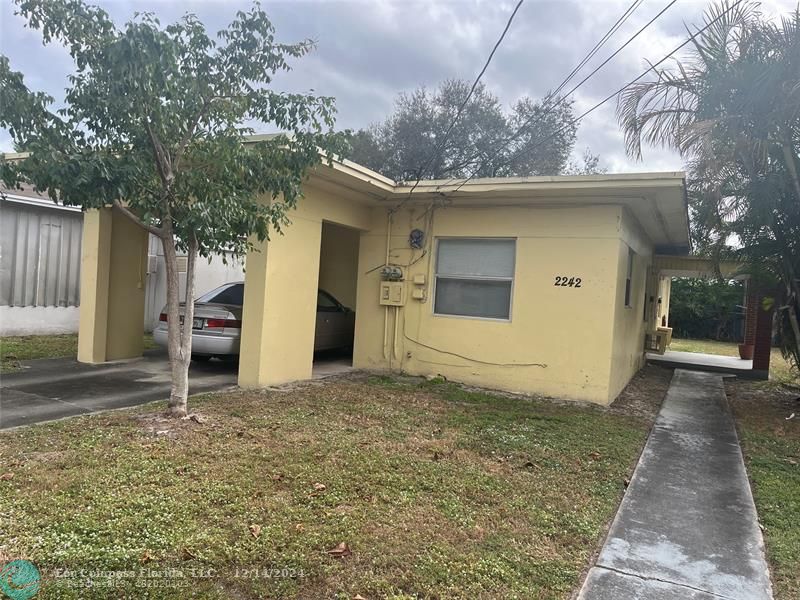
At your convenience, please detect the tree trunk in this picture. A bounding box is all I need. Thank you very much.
[162,232,197,418]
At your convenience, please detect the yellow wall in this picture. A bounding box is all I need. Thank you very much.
[235,182,661,404]
[238,185,372,388]
[78,207,147,363]
[606,208,653,400]
[318,222,360,309]
[353,204,631,404]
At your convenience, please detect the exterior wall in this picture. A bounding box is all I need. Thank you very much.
[607,208,654,401]
[0,199,83,334]
[238,184,372,388]
[353,204,630,404]
[0,305,80,335]
[319,222,360,310]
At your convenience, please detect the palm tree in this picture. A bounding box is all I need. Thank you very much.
[617,1,800,376]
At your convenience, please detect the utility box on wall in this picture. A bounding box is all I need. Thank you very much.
[379,281,406,306]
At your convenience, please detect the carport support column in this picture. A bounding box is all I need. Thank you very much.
[238,217,323,388]
[77,207,148,363]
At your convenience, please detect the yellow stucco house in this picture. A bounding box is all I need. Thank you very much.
[76,148,693,405]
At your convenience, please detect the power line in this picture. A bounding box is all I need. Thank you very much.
[389,0,525,215]
[449,0,745,193]
[438,0,654,188]
[551,0,645,99]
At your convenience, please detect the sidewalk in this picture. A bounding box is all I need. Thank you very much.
[578,369,773,600]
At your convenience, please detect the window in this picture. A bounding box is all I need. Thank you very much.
[434,238,515,320]
[624,247,634,307]
[198,283,244,306]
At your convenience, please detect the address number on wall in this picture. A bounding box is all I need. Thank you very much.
[554,276,582,288]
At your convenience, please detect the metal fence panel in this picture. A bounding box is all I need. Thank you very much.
[0,201,82,307]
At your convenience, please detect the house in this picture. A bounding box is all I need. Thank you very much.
[0,184,244,335]
[72,144,707,405]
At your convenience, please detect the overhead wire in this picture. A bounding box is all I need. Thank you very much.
[440,0,680,189]
[448,0,745,194]
[436,0,652,189]
[389,0,526,216]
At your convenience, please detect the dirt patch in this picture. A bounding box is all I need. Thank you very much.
[726,379,799,425]
[608,364,673,422]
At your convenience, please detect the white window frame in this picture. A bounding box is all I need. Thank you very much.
[432,237,516,322]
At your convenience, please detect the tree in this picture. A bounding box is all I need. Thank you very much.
[617,1,800,376]
[564,147,607,175]
[348,79,590,181]
[668,278,744,340]
[0,0,347,416]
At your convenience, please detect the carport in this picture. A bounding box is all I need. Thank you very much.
[76,157,391,388]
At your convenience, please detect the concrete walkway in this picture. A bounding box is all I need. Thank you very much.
[579,369,772,600]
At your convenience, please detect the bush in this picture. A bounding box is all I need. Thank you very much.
[669,278,745,340]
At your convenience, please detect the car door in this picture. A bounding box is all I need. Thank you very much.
[315,290,348,351]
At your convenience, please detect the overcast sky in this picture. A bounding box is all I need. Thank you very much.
[1,0,795,173]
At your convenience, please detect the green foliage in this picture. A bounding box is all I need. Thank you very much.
[617,1,800,376]
[668,278,744,340]
[0,0,348,259]
[347,79,594,181]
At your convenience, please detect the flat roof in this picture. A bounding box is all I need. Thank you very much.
[2,140,690,251]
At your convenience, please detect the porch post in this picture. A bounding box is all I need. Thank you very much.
[743,282,757,347]
[752,292,774,376]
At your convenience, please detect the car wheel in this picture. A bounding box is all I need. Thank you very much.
[191,354,211,362]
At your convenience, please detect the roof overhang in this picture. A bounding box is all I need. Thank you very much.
[3,140,691,251]
[653,254,747,279]
[385,172,690,253]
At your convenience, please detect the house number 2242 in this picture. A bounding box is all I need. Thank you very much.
[554,276,582,288]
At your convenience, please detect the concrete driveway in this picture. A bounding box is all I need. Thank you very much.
[0,350,238,429]
[1,350,355,429]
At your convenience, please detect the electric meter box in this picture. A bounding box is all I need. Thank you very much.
[379,281,406,306]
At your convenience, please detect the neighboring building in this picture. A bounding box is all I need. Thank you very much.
[0,185,83,335]
[0,186,244,335]
[74,149,695,405]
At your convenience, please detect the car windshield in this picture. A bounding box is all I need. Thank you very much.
[197,283,244,306]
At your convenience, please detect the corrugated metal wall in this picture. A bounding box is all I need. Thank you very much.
[0,201,83,307]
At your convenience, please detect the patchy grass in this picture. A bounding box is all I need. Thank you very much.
[0,371,666,599]
[0,334,156,372]
[728,380,800,599]
[670,337,798,386]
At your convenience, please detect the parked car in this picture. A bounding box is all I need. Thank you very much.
[152,282,355,361]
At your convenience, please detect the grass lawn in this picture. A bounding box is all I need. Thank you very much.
[727,380,800,599]
[0,368,670,599]
[670,337,799,385]
[0,333,156,372]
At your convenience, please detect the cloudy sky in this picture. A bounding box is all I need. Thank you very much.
[0,0,795,173]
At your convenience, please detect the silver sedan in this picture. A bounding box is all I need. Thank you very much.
[153,283,355,361]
